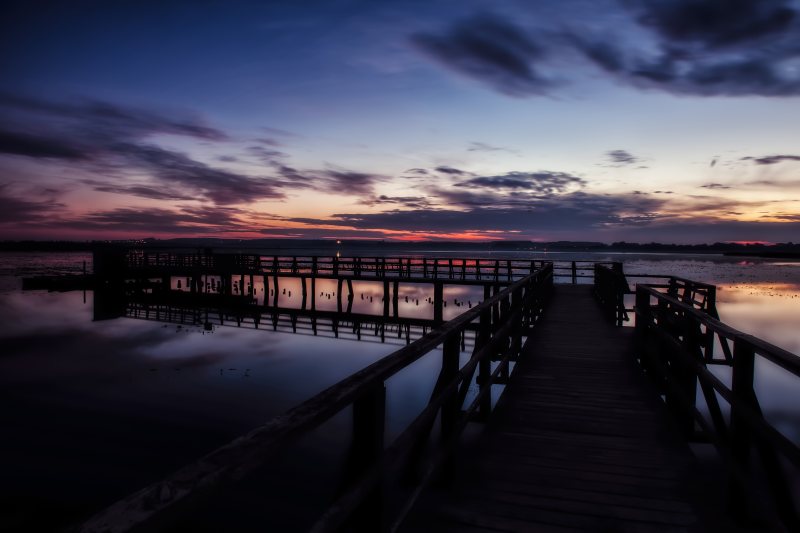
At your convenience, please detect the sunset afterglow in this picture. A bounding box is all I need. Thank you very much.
[2,1,800,243]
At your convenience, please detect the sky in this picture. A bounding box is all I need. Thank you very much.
[1,0,799,243]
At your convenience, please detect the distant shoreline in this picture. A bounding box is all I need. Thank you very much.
[1,239,799,256]
[723,251,800,259]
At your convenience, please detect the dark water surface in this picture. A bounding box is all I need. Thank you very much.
[1,251,798,530]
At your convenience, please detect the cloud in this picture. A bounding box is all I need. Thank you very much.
[745,179,800,188]
[411,13,555,96]
[606,149,639,165]
[411,3,800,98]
[82,180,196,201]
[361,195,432,209]
[247,144,288,164]
[323,170,381,195]
[254,137,282,147]
[771,213,800,222]
[289,191,666,234]
[0,93,226,142]
[701,183,732,190]
[0,129,89,160]
[435,165,467,175]
[260,126,300,138]
[467,142,514,153]
[63,205,251,234]
[404,168,429,175]
[574,0,800,96]
[0,94,302,205]
[742,154,800,165]
[629,0,796,48]
[455,171,586,194]
[0,184,64,224]
[110,143,285,204]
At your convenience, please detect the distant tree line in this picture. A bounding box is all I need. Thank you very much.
[1,238,798,256]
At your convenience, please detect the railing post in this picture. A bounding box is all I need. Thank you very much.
[635,287,649,337]
[349,382,386,532]
[440,333,460,483]
[477,303,492,421]
[673,311,699,438]
[728,338,755,519]
[510,287,522,357]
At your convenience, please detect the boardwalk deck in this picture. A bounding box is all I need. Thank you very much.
[403,285,715,533]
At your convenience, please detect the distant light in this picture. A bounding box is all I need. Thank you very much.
[336,240,341,245]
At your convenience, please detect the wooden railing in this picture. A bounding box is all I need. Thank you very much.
[635,285,799,530]
[123,252,542,283]
[551,260,613,284]
[592,264,721,328]
[593,262,630,326]
[77,264,554,533]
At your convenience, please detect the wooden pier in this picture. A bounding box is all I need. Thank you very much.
[71,254,798,532]
[402,284,703,532]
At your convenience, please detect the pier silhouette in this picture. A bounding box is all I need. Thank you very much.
[39,250,798,532]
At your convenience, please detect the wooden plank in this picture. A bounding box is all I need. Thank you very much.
[403,285,704,533]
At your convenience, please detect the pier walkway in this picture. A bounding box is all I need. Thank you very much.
[403,285,702,532]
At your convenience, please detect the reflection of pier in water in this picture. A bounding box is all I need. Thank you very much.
[123,291,478,347]
[95,251,545,345]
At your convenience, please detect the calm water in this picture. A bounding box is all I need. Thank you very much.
[1,250,798,530]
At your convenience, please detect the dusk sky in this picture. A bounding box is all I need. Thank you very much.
[2,0,799,243]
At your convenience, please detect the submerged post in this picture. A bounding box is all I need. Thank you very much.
[433,282,443,323]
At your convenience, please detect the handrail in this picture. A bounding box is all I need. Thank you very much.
[121,252,542,283]
[593,262,630,326]
[77,264,554,533]
[635,284,799,529]
[119,251,626,286]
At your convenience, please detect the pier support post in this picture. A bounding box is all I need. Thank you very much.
[392,281,399,317]
[433,282,443,324]
[311,276,316,310]
[301,276,307,310]
[383,280,390,318]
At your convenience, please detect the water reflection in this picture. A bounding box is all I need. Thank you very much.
[0,286,417,530]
